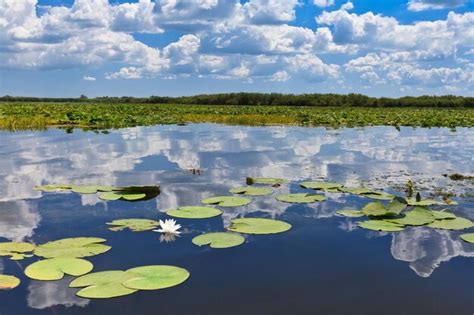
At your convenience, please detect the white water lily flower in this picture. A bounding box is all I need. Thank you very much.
[154,219,181,235]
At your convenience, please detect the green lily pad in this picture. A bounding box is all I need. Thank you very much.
[228,218,291,235]
[98,192,147,201]
[71,186,99,194]
[25,258,93,281]
[98,192,122,201]
[336,210,365,217]
[202,196,251,207]
[34,184,71,192]
[300,181,343,190]
[34,237,111,258]
[362,191,395,200]
[431,210,457,220]
[0,242,36,260]
[107,219,160,232]
[460,233,474,243]
[405,198,441,206]
[70,270,137,299]
[122,265,190,290]
[386,198,407,215]
[338,187,371,194]
[276,193,326,203]
[113,186,160,193]
[357,220,404,232]
[427,217,474,230]
[192,232,245,249]
[167,206,222,219]
[361,201,388,216]
[229,187,273,196]
[246,177,287,185]
[385,207,435,226]
[0,275,20,290]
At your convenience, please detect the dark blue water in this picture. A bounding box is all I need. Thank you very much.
[0,125,473,314]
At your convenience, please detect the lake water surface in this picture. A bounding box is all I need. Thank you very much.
[0,124,473,314]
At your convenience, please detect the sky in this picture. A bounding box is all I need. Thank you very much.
[0,0,473,97]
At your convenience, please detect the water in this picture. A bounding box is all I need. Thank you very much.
[0,124,473,315]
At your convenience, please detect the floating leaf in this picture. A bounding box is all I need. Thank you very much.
[0,242,35,260]
[362,191,395,200]
[106,219,160,232]
[229,186,273,196]
[25,258,93,281]
[0,275,20,290]
[276,193,326,203]
[98,192,122,201]
[460,233,474,244]
[71,186,99,194]
[300,181,343,190]
[98,192,147,201]
[361,201,388,217]
[357,220,404,232]
[166,206,222,219]
[386,198,407,215]
[34,184,71,192]
[338,187,371,195]
[122,266,190,291]
[405,198,441,206]
[228,218,291,234]
[431,210,456,220]
[70,270,137,299]
[35,237,111,258]
[192,232,245,249]
[246,177,287,185]
[202,196,251,207]
[427,217,474,230]
[336,210,365,217]
[385,207,435,226]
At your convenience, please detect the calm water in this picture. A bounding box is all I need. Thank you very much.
[0,124,473,315]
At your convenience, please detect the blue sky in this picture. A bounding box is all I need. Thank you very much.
[0,0,473,97]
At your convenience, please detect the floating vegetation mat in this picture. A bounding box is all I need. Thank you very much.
[34,185,160,201]
[2,178,471,301]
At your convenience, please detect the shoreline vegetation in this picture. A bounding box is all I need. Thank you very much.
[1,93,473,131]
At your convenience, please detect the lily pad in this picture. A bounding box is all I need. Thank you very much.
[405,198,441,206]
[167,206,222,219]
[386,198,407,215]
[229,186,273,196]
[71,186,99,194]
[228,218,291,234]
[107,219,160,232]
[70,270,137,299]
[35,237,111,258]
[336,210,365,217]
[25,258,93,281]
[98,192,147,201]
[357,220,404,232]
[338,187,371,195]
[431,210,457,220]
[122,265,190,290]
[427,217,474,230]
[300,181,343,190]
[34,184,71,192]
[202,196,251,207]
[361,201,388,216]
[362,191,395,200]
[0,275,20,290]
[192,232,245,249]
[460,233,474,244]
[276,193,326,203]
[246,177,287,185]
[0,242,36,260]
[385,207,435,226]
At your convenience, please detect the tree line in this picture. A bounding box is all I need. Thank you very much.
[1,93,472,107]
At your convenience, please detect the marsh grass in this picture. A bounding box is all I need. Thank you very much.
[0,102,473,131]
